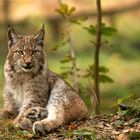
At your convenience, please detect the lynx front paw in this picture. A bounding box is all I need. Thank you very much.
[13,117,32,130]
[33,120,59,135]
[33,120,52,135]
[33,121,49,135]
[25,107,48,122]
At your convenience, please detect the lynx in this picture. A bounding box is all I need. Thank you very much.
[0,25,88,135]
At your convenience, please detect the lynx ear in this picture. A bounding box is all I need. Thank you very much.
[7,25,20,48]
[33,25,45,46]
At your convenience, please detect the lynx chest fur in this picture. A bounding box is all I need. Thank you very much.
[1,25,88,135]
[4,69,49,111]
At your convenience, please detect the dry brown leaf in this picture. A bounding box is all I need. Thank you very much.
[118,133,128,140]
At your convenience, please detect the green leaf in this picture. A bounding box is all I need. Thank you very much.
[55,3,69,17]
[119,110,129,116]
[55,9,64,17]
[129,131,140,139]
[60,57,73,63]
[70,16,87,25]
[88,65,109,73]
[55,3,76,17]
[60,71,72,78]
[84,25,96,36]
[60,58,72,63]
[102,26,117,36]
[99,66,109,73]
[61,3,68,10]
[84,24,117,37]
[60,3,68,13]
[117,94,133,105]
[74,130,93,136]
[73,129,96,139]
[85,65,112,80]
[99,74,114,83]
[69,6,76,14]
[117,98,123,105]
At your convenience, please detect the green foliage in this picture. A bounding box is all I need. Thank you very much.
[55,2,83,84]
[85,65,114,83]
[117,93,133,105]
[99,74,114,83]
[111,94,133,112]
[60,70,72,79]
[60,55,74,63]
[73,129,96,139]
[129,131,140,139]
[84,24,117,37]
[101,25,117,36]
[113,97,140,118]
[55,3,76,17]
[69,16,87,25]
[63,129,96,140]
[84,19,117,113]
[0,120,33,140]
[56,3,86,25]
[55,1,116,114]
[84,25,96,36]
[98,66,109,73]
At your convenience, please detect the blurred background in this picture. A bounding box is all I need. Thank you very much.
[0,0,140,114]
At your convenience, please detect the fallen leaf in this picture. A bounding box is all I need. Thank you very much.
[118,133,128,140]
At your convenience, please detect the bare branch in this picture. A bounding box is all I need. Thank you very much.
[94,0,102,115]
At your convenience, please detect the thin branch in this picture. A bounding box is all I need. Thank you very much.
[67,24,79,93]
[94,0,102,115]
[58,1,79,92]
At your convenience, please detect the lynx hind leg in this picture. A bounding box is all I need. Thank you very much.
[25,107,48,123]
[33,104,64,135]
[63,97,88,124]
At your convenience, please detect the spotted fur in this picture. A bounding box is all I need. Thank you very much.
[1,26,88,135]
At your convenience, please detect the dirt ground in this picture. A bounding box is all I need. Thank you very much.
[0,112,140,140]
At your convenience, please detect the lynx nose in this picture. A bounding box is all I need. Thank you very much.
[23,59,33,69]
[25,61,32,66]
[24,57,32,67]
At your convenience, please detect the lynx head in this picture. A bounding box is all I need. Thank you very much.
[7,25,45,74]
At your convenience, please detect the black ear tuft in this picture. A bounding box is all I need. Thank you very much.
[7,26,20,48]
[33,25,45,47]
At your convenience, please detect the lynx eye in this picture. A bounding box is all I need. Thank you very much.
[15,50,24,55]
[32,50,39,55]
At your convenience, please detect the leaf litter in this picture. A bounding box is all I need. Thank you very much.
[0,109,140,139]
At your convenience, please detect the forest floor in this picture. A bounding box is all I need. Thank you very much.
[0,110,140,140]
